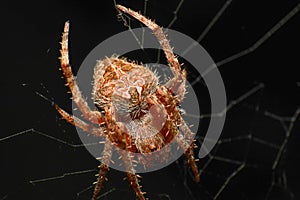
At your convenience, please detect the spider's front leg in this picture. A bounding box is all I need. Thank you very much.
[116,5,187,102]
[60,21,104,124]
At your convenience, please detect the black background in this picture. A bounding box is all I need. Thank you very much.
[1,0,300,200]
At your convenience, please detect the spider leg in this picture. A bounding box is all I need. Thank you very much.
[119,138,147,200]
[176,122,200,183]
[54,103,105,137]
[176,135,200,183]
[116,5,181,75]
[116,5,186,102]
[60,21,103,124]
[127,172,146,200]
[155,86,199,181]
[186,142,200,183]
[92,139,112,200]
[116,5,183,75]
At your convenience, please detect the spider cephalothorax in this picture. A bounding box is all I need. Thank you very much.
[54,4,200,200]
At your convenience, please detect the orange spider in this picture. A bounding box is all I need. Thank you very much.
[54,5,200,200]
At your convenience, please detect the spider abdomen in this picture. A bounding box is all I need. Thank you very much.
[92,56,183,154]
[93,56,157,111]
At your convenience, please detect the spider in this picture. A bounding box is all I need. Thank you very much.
[53,4,200,200]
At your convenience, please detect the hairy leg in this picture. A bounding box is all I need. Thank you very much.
[116,5,186,101]
[92,140,112,200]
[116,5,181,75]
[176,135,200,183]
[176,121,200,183]
[186,143,200,183]
[60,21,103,124]
[127,172,146,200]
[155,85,199,181]
[119,138,146,200]
[54,103,105,137]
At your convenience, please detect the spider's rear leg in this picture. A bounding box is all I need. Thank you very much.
[92,139,112,200]
[176,135,200,183]
[164,69,187,102]
[185,143,200,183]
[127,172,146,200]
[120,138,147,200]
[176,122,200,183]
[60,21,104,125]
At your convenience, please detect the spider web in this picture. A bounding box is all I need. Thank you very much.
[1,0,300,199]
